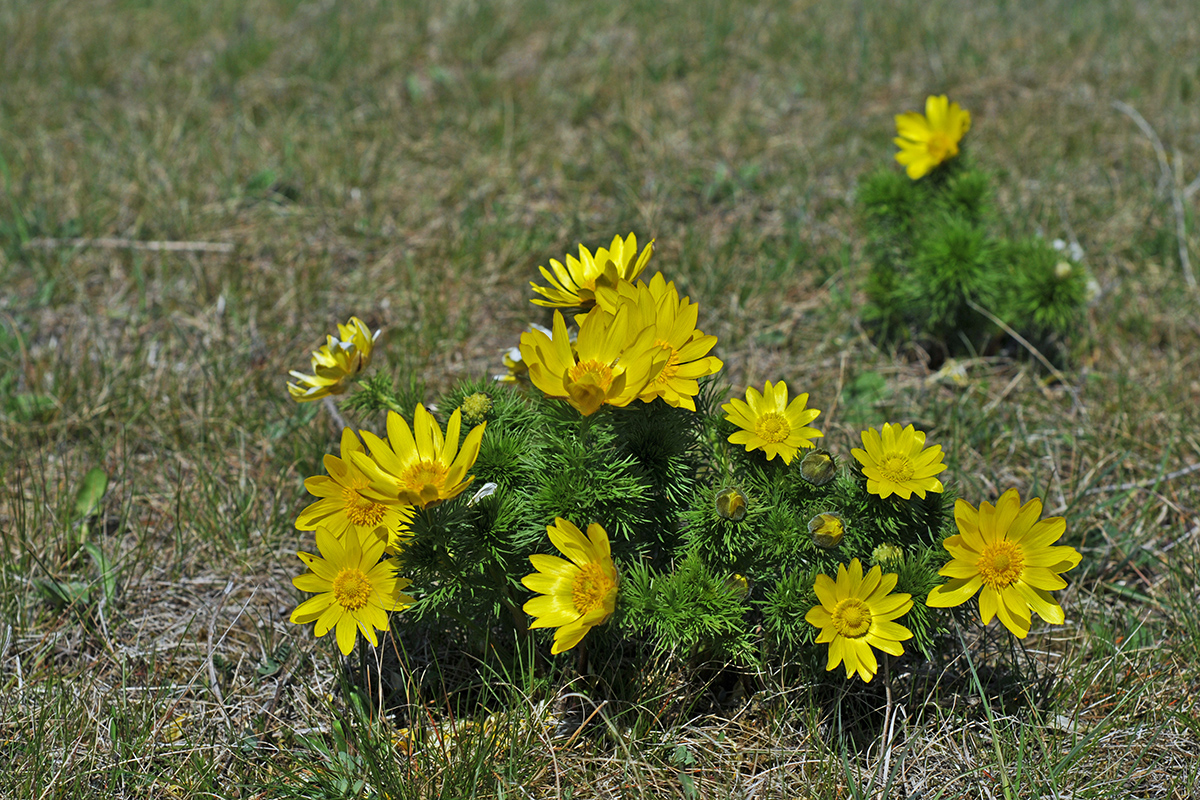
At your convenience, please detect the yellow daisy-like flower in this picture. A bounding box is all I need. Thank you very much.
[804,558,913,683]
[287,316,380,402]
[353,405,486,509]
[894,94,972,180]
[290,526,414,655]
[599,273,723,411]
[296,428,414,553]
[926,489,1082,638]
[852,423,946,500]
[521,518,619,655]
[519,307,667,416]
[721,380,823,464]
[529,233,654,309]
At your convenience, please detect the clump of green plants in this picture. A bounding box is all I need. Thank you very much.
[860,95,1091,360]
[282,232,1082,699]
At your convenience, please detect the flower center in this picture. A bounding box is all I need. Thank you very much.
[831,597,872,638]
[400,460,449,504]
[332,568,372,611]
[342,484,388,528]
[652,340,680,384]
[754,412,791,444]
[976,540,1025,589]
[927,131,954,162]
[571,562,615,616]
[567,359,614,390]
[878,454,914,484]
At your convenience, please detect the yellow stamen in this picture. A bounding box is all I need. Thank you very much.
[878,454,914,484]
[332,568,372,611]
[652,341,680,385]
[400,460,448,504]
[342,485,387,528]
[976,540,1025,590]
[571,562,614,615]
[831,597,872,638]
[755,411,790,444]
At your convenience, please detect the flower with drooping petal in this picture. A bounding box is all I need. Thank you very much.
[290,526,413,655]
[894,94,971,180]
[353,405,486,509]
[926,489,1082,638]
[530,233,654,309]
[521,518,619,654]
[722,380,823,464]
[288,316,380,402]
[519,306,667,416]
[297,428,415,553]
[805,559,913,683]
[598,273,723,411]
[852,423,946,500]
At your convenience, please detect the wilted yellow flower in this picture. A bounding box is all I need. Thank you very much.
[926,489,1082,638]
[290,526,413,655]
[894,94,971,180]
[521,518,619,654]
[598,273,723,411]
[287,316,380,402]
[722,381,823,464]
[297,427,414,553]
[851,423,946,500]
[354,405,486,509]
[519,307,667,416]
[805,559,913,683]
[530,233,654,309]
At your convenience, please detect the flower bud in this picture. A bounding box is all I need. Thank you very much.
[799,449,837,486]
[459,392,493,424]
[715,487,748,521]
[1054,261,1073,280]
[725,574,749,597]
[871,542,904,566]
[808,512,845,548]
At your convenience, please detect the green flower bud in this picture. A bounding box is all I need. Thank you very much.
[871,542,904,565]
[808,512,844,548]
[715,487,748,521]
[459,392,493,424]
[799,449,837,486]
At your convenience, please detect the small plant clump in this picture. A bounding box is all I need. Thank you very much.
[860,94,1092,361]
[282,230,1082,693]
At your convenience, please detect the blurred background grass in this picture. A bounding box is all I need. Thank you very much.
[1,0,1198,797]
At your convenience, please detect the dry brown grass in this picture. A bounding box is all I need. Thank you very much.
[2,0,1199,797]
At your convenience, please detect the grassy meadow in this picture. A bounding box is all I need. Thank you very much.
[2,0,1199,797]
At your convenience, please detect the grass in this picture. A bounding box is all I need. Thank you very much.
[2,0,1199,796]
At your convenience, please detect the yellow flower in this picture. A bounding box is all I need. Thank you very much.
[599,273,724,411]
[521,518,619,654]
[353,405,486,509]
[529,233,654,309]
[287,316,380,402]
[805,559,913,683]
[894,94,971,180]
[519,307,667,416]
[926,489,1082,638]
[296,428,415,554]
[494,324,555,384]
[852,423,946,500]
[290,526,414,655]
[722,380,823,464]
